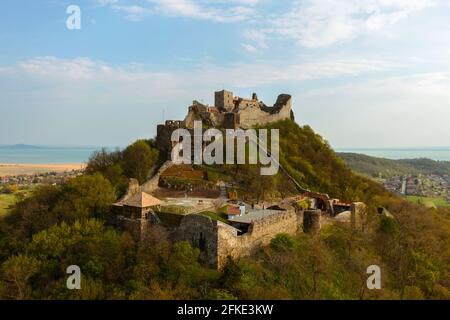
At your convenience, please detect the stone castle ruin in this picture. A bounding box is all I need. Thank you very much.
[156,90,294,157]
[114,89,368,269]
[186,90,294,129]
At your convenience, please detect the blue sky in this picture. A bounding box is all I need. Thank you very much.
[0,0,449,148]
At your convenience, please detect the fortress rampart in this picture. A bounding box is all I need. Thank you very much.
[174,207,301,269]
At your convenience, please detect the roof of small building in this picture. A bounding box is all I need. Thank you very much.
[226,205,241,215]
[121,192,162,208]
[229,209,283,224]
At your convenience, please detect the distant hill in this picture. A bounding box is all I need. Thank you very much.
[337,152,450,178]
[0,144,42,149]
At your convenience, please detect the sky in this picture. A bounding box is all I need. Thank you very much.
[0,0,449,148]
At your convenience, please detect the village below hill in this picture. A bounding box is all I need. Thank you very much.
[338,153,450,208]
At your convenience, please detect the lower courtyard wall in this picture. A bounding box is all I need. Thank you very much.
[217,210,299,268]
[174,209,300,269]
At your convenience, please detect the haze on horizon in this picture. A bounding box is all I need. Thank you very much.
[1,0,449,148]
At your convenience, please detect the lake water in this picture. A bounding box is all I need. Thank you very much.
[335,147,450,162]
[0,146,449,163]
[0,146,104,164]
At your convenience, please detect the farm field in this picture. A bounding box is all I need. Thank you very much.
[0,193,16,216]
[406,195,449,208]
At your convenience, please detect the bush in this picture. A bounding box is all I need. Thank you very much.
[270,233,296,251]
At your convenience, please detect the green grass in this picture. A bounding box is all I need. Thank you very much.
[0,193,16,216]
[199,211,229,224]
[406,196,449,208]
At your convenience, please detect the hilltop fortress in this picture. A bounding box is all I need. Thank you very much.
[186,90,294,129]
[114,89,370,269]
[156,90,293,156]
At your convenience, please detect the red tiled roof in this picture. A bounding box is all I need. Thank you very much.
[227,205,241,215]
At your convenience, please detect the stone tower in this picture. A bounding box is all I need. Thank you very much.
[303,210,321,234]
[215,90,234,112]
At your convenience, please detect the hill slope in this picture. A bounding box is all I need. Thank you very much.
[337,152,450,178]
[1,119,449,300]
[202,120,389,204]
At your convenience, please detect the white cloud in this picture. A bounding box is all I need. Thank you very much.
[96,0,119,5]
[0,55,395,115]
[6,55,394,89]
[243,29,269,49]
[298,72,450,147]
[111,5,151,21]
[100,1,442,49]
[241,43,258,53]
[95,0,443,51]
[196,58,395,87]
[105,0,257,22]
[2,56,447,146]
[248,0,437,48]
[18,57,102,81]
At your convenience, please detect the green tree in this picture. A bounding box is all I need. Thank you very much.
[0,254,41,299]
[25,219,134,299]
[53,173,116,221]
[86,148,122,175]
[86,148,128,197]
[122,140,159,184]
[5,185,62,239]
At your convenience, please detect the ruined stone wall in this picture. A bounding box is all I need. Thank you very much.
[115,178,140,205]
[183,93,293,130]
[141,160,174,194]
[217,209,299,268]
[115,216,147,240]
[174,214,219,266]
[223,113,239,129]
[156,121,184,157]
[303,209,321,234]
[184,103,224,128]
[351,202,368,231]
[174,209,300,269]
[236,99,259,110]
[238,95,292,129]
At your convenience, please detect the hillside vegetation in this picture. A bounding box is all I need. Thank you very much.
[0,120,448,300]
[202,120,389,204]
[338,152,450,178]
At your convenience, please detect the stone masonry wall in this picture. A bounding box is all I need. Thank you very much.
[216,209,299,268]
[174,214,220,266]
[174,209,300,269]
[238,97,292,129]
[351,202,368,231]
